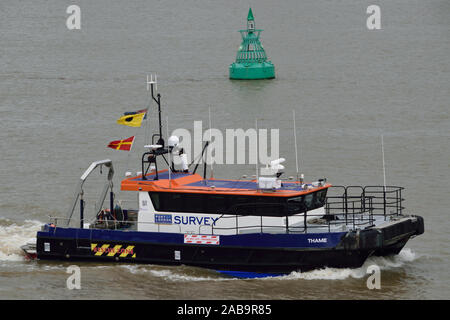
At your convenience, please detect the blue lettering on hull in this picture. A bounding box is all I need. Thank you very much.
[155,214,172,224]
[173,215,219,226]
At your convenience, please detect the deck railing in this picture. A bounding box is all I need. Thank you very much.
[325,185,404,220]
[48,185,405,236]
[210,196,374,235]
[210,185,404,235]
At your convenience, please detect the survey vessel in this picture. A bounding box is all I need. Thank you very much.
[22,80,424,278]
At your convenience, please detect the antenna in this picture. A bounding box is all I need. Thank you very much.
[381,134,387,192]
[143,75,153,148]
[255,118,259,189]
[146,74,163,146]
[146,74,157,92]
[292,110,300,184]
[167,116,171,188]
[208,107,214,179]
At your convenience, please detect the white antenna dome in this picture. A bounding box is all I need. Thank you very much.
[168,135,179,148]
[270,158,285,166]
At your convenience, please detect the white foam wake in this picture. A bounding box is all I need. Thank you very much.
[121,265,232,282]
[120,248,417,282]
[279,248,417,281]
[0,219,42,262]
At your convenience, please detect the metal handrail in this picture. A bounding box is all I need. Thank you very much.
[327,185,404,220]
[48,185,405,236]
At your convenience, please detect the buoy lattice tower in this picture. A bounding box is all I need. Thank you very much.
[229,8,275,80]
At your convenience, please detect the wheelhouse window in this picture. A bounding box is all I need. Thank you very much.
[287,188,328,213]
[304,193,314,209]
[314,189,327,208]
[164,193,183,212]
[231,197,285,216]
[205,195,228,213]
[150,192,206,213]
[287,195,305,214]
[149,189,328,216]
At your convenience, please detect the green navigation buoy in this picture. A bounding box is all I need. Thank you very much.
[229,8,275,80]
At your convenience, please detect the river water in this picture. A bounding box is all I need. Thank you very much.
[0,0,449,299]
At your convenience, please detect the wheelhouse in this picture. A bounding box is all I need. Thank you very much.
[148,188,328,216]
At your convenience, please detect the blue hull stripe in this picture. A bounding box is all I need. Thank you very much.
[38,225,346,249]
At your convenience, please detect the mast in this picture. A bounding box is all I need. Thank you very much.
[142,74,165,181]
[147,74,164,147]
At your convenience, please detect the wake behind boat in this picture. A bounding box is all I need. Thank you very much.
[22,80,424,278]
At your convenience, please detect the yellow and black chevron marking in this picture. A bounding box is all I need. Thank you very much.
[90,243,136,258]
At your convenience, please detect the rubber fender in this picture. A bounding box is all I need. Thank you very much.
[412,215,424,235]
[336,231,359,250]
[358,229,383,250]
[113,205,124,221]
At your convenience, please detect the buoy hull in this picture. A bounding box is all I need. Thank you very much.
[229,62,275,80]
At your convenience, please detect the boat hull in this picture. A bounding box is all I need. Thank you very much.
[35,215,423,275]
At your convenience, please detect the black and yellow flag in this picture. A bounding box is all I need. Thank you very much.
[116,109,147,127]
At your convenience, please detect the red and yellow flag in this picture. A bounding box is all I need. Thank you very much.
[107,136,135,151]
